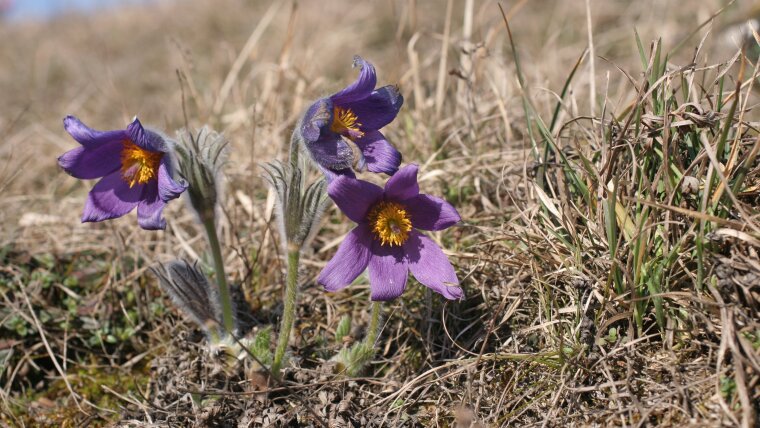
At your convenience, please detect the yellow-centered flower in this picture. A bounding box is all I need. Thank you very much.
[330,106,364,139]
[368,201,412,247]
[120,140,162,188]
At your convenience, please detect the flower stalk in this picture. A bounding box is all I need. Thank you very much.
[271,247,300,377]
[173,128,235,336]
[263,126,327,377]
[202,217,236,335]
[334,301,383,376]
[364,301,382,348]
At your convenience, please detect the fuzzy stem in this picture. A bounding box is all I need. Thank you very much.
[341,301,382,377]
[363,301,382,347]
[288,125,300,166]
[272,248,300,377]
[202,219,236,335]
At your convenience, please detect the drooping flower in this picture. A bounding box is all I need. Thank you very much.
[58,116,187,230]
[318,164,463,301]
[299,56,404,179]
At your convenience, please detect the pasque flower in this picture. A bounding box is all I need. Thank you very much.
[318,164,463,301]
[299,56,404,179]
[58,116,187,230]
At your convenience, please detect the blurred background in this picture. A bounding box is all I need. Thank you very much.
[1,0,154,20]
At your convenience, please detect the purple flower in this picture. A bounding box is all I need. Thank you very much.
[318,164,463,301]
[58,116,187,230]
[300,56,404,179]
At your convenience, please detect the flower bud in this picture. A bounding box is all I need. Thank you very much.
[151,260,226,341]
[261,159,327,250]
[174,127,228,225]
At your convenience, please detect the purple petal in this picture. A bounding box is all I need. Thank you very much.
[318,165,356,183]
[318,224,373,292]
[304,133,354,173]
[368,242,408,301]
[405,194,461,231]
[405,231,462,300]
[58,140,122,179]
[330,56,377,105]
[384,163,419,200]
[81,171,143,223]
[126,118,167,152]
[137,184,167,230]
[354,130,401,175]
[157,159,187,202]
[300,98,333,143]
[341,85,403,131]
[63,116,128,148]
[327,175,383,223]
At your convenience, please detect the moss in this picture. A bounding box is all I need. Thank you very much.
[9,362,150,427]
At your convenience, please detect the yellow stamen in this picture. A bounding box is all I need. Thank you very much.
[120,140,162,188]
[330,106,364,139]
[368,201,412,247]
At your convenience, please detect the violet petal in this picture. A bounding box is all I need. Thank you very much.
[384,163,419,200]
[327,175,383,223]
[330,56,377,105]
[368,241,408,301]
[57,141,122,179]
[300,98,333,143]
[318,164,356,183]
[137,184,167,230]
[126,118,168,152]
[405,231,462,300]
[157,159,187,202]
[318,224,373,291]
[405,194,461,231]
[63,116,128,148]
[354,130,401,175]
[81,171,143,223]
[341,85,403,131]
[304,132,354,173]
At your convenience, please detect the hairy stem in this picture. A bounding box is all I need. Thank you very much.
[364,301,382,347]
[289,123,300,166]
[340,301,383,377]
[272,248,300,377]
[202,219,236,335]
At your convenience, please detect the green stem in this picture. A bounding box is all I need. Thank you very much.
[363,302,382,347]
[272,248,300,377]
[342,301,382,377]
[202,219,235,335]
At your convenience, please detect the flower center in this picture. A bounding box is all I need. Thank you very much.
[330,106,364,139]
[368,201,412,247]
[120,140,162,188]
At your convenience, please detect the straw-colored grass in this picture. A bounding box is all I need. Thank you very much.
[1,0,758,426]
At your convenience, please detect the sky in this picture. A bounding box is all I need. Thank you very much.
[3,0,154,20]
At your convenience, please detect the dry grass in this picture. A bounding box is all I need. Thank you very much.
[1,0,759,426]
